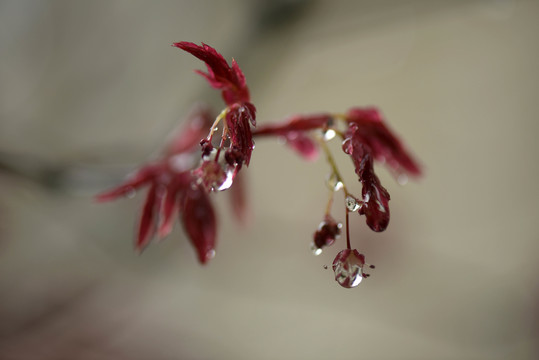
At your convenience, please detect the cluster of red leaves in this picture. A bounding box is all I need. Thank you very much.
[254,108,421,287]
[97,42,422,288]
[98,107,221,263]
[255,107,421,233]
[97,42,257,264]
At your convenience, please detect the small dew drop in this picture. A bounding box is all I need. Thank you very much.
[323,129,336,141]
[124,187,136,199]
[345,196,361,212]
[397,173,408,185]
[207,249,216,259]
[326,173,343,192]
[310,243,323,256]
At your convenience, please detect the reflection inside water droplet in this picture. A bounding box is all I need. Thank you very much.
[334,262,363,288]
[332,250,366,288]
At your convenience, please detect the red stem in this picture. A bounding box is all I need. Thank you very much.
[345,209,351,250]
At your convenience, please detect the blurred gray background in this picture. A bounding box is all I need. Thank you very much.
[1,0,538,359]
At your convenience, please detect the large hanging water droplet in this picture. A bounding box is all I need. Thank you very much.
[345,196,361,212]
[332,249,365,288]
[326,173,343,192]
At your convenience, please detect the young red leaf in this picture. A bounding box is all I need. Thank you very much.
[284,131,319,161]
[346,107,422,177]
[95,164,162,202]
[343,124,391,232]
[228,170,249,225]
[253,114,332,136]
[180,185,217,264]
[136,184,159,252]
[225,103,256,166]
[158,184,178,238]
[172,42,251,106]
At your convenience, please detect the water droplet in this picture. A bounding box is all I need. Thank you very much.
[345,196,361,212]
[206,249,216,259]
[217,169,234,191]
[332,249,366,288]
[323,265,328,270]
[124,187,136,199]
[323,129,336,141]
[310,243,323,256]
[397,173,408,185]
[326,173,343,191]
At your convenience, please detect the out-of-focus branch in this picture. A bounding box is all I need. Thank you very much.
[0,151,133,195]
